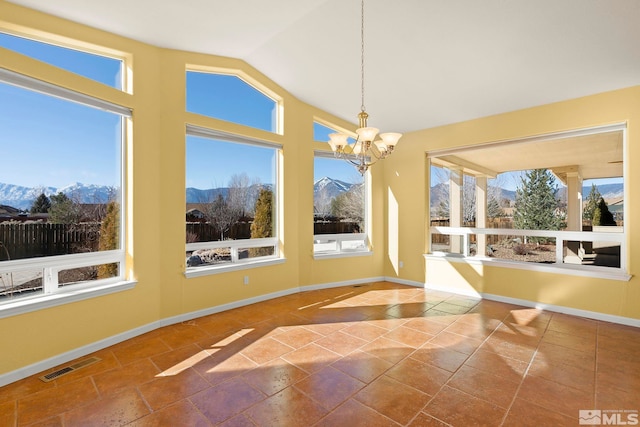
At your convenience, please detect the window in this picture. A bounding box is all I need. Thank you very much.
[314,152,369,257]
[313,121,354,144]
[313,122,335,142]
[186,71,278,133]
[0,69,129,308]
[185,125,280,276]
[0,32,124,90]
[428,125,628,279]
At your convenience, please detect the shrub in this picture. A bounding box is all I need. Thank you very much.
[97,201,119,279]
[512,244,530,256]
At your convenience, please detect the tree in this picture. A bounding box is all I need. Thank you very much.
[228,173,260,217]
[592,198,616,226]
[48,192,82,224]
[97,201,119,279]
[331,184,364,230]
[583,183,602,223]
[205,194,241,240]
[30,193,51,214]
[513,169,566,235]
[250,188,273,256]
[430,174,504,222]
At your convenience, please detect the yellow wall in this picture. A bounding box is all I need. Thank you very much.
[384,85,640,320]
[0,2,385,377]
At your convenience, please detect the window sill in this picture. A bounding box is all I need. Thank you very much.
[0,279,137,320]
[184,257,285,279]
[314,250,373,260]
[424,253,632,281]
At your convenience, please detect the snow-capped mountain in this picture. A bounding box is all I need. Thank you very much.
[0,182,116,210]
[313,177,354,199]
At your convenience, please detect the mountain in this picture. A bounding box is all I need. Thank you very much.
[186,187,228,204]
[0,182,115,210]
[314,177,354,199]
[583,183,624,200]
[429,182,623,210]
[185,183,274,205]
[313,177,357,215]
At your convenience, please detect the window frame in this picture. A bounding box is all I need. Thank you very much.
[184,124,283,277]
[0,68,133,318]
[0,29,129,92]
[185,69,282,134]
[313,150,372,259]
[426,123,630,281]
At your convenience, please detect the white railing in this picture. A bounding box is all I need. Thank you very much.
[0,250,125,297]
[186,237,278,264]
[430,226,626,273]
[313,233,369,254]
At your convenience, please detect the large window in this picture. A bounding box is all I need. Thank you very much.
[314,152,369,257]
[0,69,129,307]
[428,125,628,279]
[0,32,124,90]
[185,126,280,275]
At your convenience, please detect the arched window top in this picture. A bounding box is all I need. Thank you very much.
[186,70,279,134]
[0,31,125,90]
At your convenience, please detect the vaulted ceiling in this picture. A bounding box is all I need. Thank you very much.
[7,0,640,134]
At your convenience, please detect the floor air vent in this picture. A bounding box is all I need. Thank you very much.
[39,356,101,382]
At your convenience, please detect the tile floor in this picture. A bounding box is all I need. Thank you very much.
[1,282,639,426]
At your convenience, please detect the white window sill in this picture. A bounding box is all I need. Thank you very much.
[314,250,373,260]
[184,257,285,279]
[424,253,632,281]
[0,279,137,319]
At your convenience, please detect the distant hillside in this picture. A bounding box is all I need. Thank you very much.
[429,182,623,209]
[0,182,116,211]
[313,177,359,214]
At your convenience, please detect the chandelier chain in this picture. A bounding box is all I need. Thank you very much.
[360,0,365,113]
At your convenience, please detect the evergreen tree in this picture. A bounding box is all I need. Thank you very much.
[583,183,602,222]
[250,188,273,256]
[49,192,82,224]
[97,201,119,279]
[592,198,616,226]
[513,169,566,235]
[30,193,51,214]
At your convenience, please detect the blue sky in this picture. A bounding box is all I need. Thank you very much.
[0,33,122,189]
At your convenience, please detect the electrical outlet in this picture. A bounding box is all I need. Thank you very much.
[399,261,404,268]
[243,276,249,285]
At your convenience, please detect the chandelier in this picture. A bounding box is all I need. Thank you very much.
[327,0,402,175]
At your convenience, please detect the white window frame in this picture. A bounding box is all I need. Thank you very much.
[0,68,133,319]
[184,124,282,277]
[426,123,630,281]
[313,150,371,259]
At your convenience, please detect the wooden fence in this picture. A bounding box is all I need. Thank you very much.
[430,218,515,245]
[186,221,361,243]
[0,223,101,261]
[0,220,378,260]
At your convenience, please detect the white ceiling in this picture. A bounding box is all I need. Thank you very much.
[7,0,640,133]
[431,130,624,180]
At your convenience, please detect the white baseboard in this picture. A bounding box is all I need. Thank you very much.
[383,276,425,288]
[298,276,385,293]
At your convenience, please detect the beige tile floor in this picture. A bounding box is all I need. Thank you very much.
[1,282,639,426]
